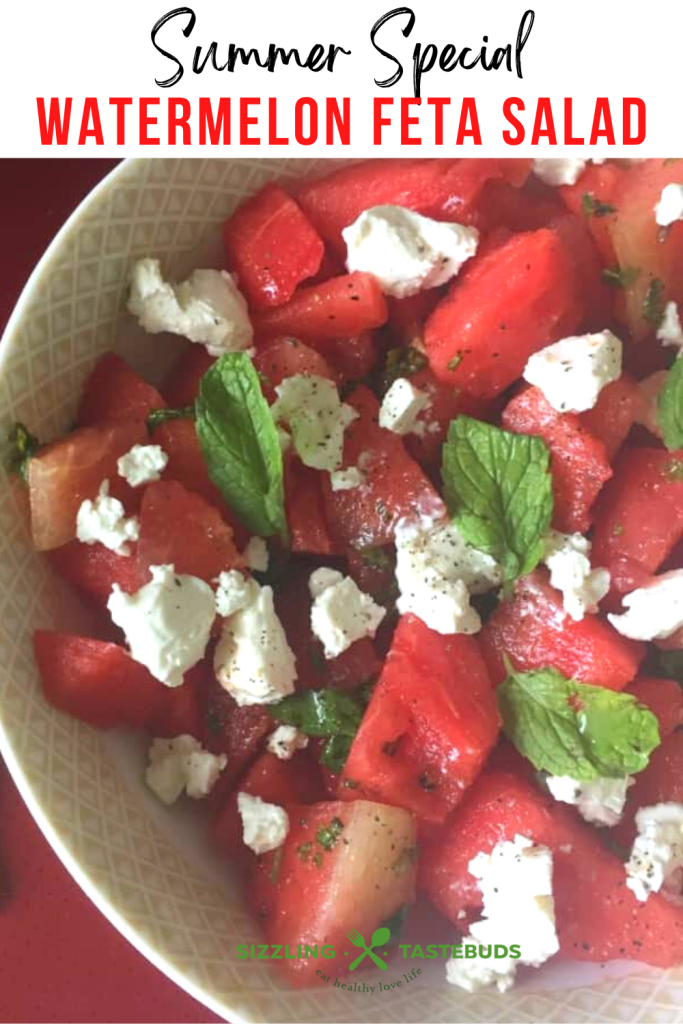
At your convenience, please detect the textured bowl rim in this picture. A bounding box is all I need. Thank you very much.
[0,158,236,1024]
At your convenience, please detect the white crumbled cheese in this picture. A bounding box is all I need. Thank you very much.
[329,466,365,491]
[532,158,587,187]
[394,519,500,635]
[657,301,683,352]
[446,955,517,995]
[655,184,683,228]
[343,205,479,299]
[378,378,430,436]
[271,374,358,472]
[267,725,309,760]
[214,569,258,617]
[309,567,344,600]
[523,331,623,413]
[446,835,559,994]
[243,537,269,573]
[626,803,683,902]
[545,774,633,827]
[128,258,253,356]
[117,444,168,488]
[308,568,386,659]
[238,792,289,855]
[608,570,683,641]
[214,580,296,705]
[108,564,215,687]
[543,530,610,622]
[146,735,227,805]
[76,481,140,556]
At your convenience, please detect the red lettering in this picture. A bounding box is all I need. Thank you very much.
[428,97,449,146]
[624,97,646,145]
[401,97,421,145]
[140,98,160,145]
[564,98,584,145]
[456,98,481,146]
[326,97,350,145]
[240,98,260,145]
[78,98,104,146]
[36,98,72,145]
[590,98,616,145]
[531,97,557,145]
[109,98,132,145]
[502,97,525,145]
[373,97,393,145]
[295,97,318,145]
[168,98,191,145]
[268,97,288,145]
[199,98,230,145]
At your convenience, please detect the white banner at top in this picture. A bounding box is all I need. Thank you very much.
[0,0,678,157]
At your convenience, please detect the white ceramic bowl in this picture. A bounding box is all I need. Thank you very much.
[0,158,679,1023]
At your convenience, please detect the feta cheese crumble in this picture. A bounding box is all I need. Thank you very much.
[343,205,479,299]
[626,803,683,902]
[446,955,518,995]
[446,835,559,994]
[214,569,258,617]
[267,724,309,760]
[128,258,253,356]
[657,301,683,352]
[655,184,683,228]
[117,444,168,488]
[146,735,227,805]
[532,158,587,187]
[237,792,289,855]
[214,579,297,705]
[271,374,358,472]
[308,568,386,659]
[329,465,365,491]
[76,481,140,556]
[378,377,430,436]
[523,331,623,413]
[545,774,632,827]
[243,536,269,573]
[543,530,610,621]
[394,519,500,635]
[608,570,683,641]
[108,564,215,687]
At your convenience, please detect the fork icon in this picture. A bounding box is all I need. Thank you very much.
[346,926,390,970]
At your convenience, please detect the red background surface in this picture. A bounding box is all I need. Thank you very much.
[0,160,222,1024]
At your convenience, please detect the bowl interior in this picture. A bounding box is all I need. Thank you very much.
[0,157,678,1023]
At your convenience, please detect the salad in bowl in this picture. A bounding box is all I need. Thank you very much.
[6,156,683,1009]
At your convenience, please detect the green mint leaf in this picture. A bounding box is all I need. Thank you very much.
[316,817,344,851]
[441,416,554,588]
[643,278,666,327]
[375,346,428,396]
[357,545,393,572]
[269,689,366,773]
[320,735,353,773]
[658,357,683,451]
[147,404,195,432]
[195,353,287,541]
[7,422,41,482]
[268,689,363,738]
[498,663,661,780]
[601,265,641,289]
[581,193,617,218]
